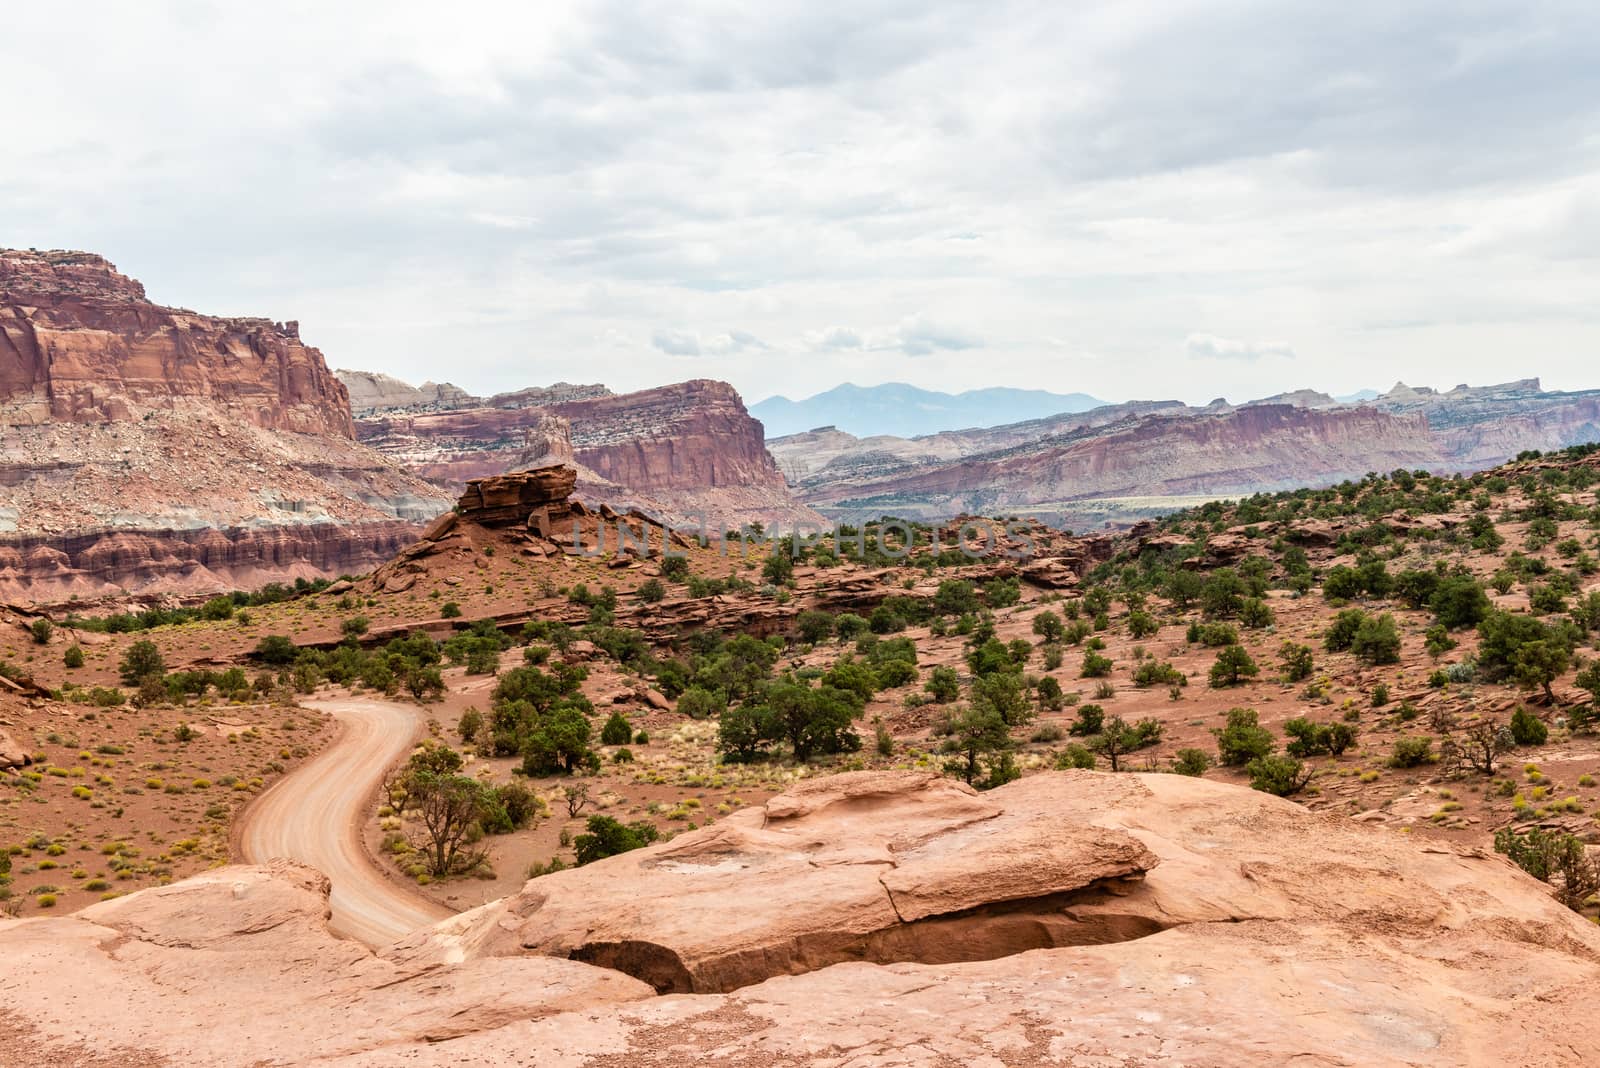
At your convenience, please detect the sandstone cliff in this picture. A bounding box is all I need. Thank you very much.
[0,250,453,599]
[342,370,824,529]
[1,250,351,436]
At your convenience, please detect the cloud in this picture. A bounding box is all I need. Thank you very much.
[806,326,865,350]
[5,2,1600,403]
[706,329,769,354]
[651,328,702,356]
[893,314,982,356]
[1184,333,1296,362]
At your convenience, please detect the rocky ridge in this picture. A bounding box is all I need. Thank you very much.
[2,770,1596,1065]
[772,378,1600,528]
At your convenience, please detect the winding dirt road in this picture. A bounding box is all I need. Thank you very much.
[237,697,451,946]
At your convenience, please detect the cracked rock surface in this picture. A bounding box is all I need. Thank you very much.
[4,771,1600,1065]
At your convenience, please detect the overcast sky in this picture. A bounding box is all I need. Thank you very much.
[6,1,1600,406]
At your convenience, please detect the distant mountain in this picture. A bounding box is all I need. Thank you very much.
[750,382,1107,438]
[1337,389,1382,403]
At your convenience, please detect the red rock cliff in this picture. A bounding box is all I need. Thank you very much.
[551,379,788,493]
[0,249,353,437]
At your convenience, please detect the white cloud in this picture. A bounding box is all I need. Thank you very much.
[1184,333,1296,362]
[892,313,982,356]
[651,328,702,356]
[5,1,1600,403]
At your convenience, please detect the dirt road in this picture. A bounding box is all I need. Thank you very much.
[236,697,450,946]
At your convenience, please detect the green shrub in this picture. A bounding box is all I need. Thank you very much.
[1171,748,1211,777]
[1389,736,1434,768]
[1247,754,1312,796]
[1053,743,1095,770]
[1509,705,1549,746]
[1213,707,1274,766]
[600,711,633,746]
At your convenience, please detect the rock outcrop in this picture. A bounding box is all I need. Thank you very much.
[456,465,579,528]
[0,250,453,599]
[0,862,652,1065]
[3,771,1598,1065]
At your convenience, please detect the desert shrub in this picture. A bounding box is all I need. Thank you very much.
[1324,608,1367,652]
[1054,744,1096,770]
[674,685,726,721]
[30,619,52,645]
[1132,658,1186,688]
[573,816,660,866]
[1213,707,1274,766]
[1278,642,1314,683]
[1208,645,1258,688]
[1080,650,1113,678]
[63,645,85,669]
[118,640,167,684]
[795,610,835,644]
[1284,718,1357,758]
[252,635,297,666]
[1494,825,1600,910]
[1350,613,1402,665]
[1171,748,1212,776]
[1189,622,1239,647]
[1238,598,1274,629]
[1068,703,1105,737]
[1509,705,1549,747]
[1247,754,1312,796]
[600,711,633,746]
[1035,675,1064,710]
[1388,736,1434,768]
[923,666,960,703]
[1431,574,1491,630]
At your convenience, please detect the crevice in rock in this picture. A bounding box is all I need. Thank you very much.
[566,874,1171,995]
[569,940,696,994]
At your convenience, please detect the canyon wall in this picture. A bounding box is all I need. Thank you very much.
[791,404,1447,526]
[341,371,823,529]
[0,250,453,600]
[776,379,1600,529]
[0,250,352,436]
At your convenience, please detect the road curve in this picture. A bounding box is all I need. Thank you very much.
[237,697,451,947]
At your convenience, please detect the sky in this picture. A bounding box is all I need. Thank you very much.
[5,0,1600,407]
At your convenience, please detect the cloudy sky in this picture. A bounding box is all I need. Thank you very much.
[6,1,1600,406]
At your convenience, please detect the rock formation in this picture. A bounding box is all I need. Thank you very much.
[1,250,351,436]
[455,465,579,529]
[772,379,1600,529]
[341,370,824,529]
[2,770,1597,1065]
[0,250,453,599]
[786,403,1446,526]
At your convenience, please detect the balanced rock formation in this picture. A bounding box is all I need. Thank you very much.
[0,250,452,599]
[3,771,1598,1065]
[456,465,578,529]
